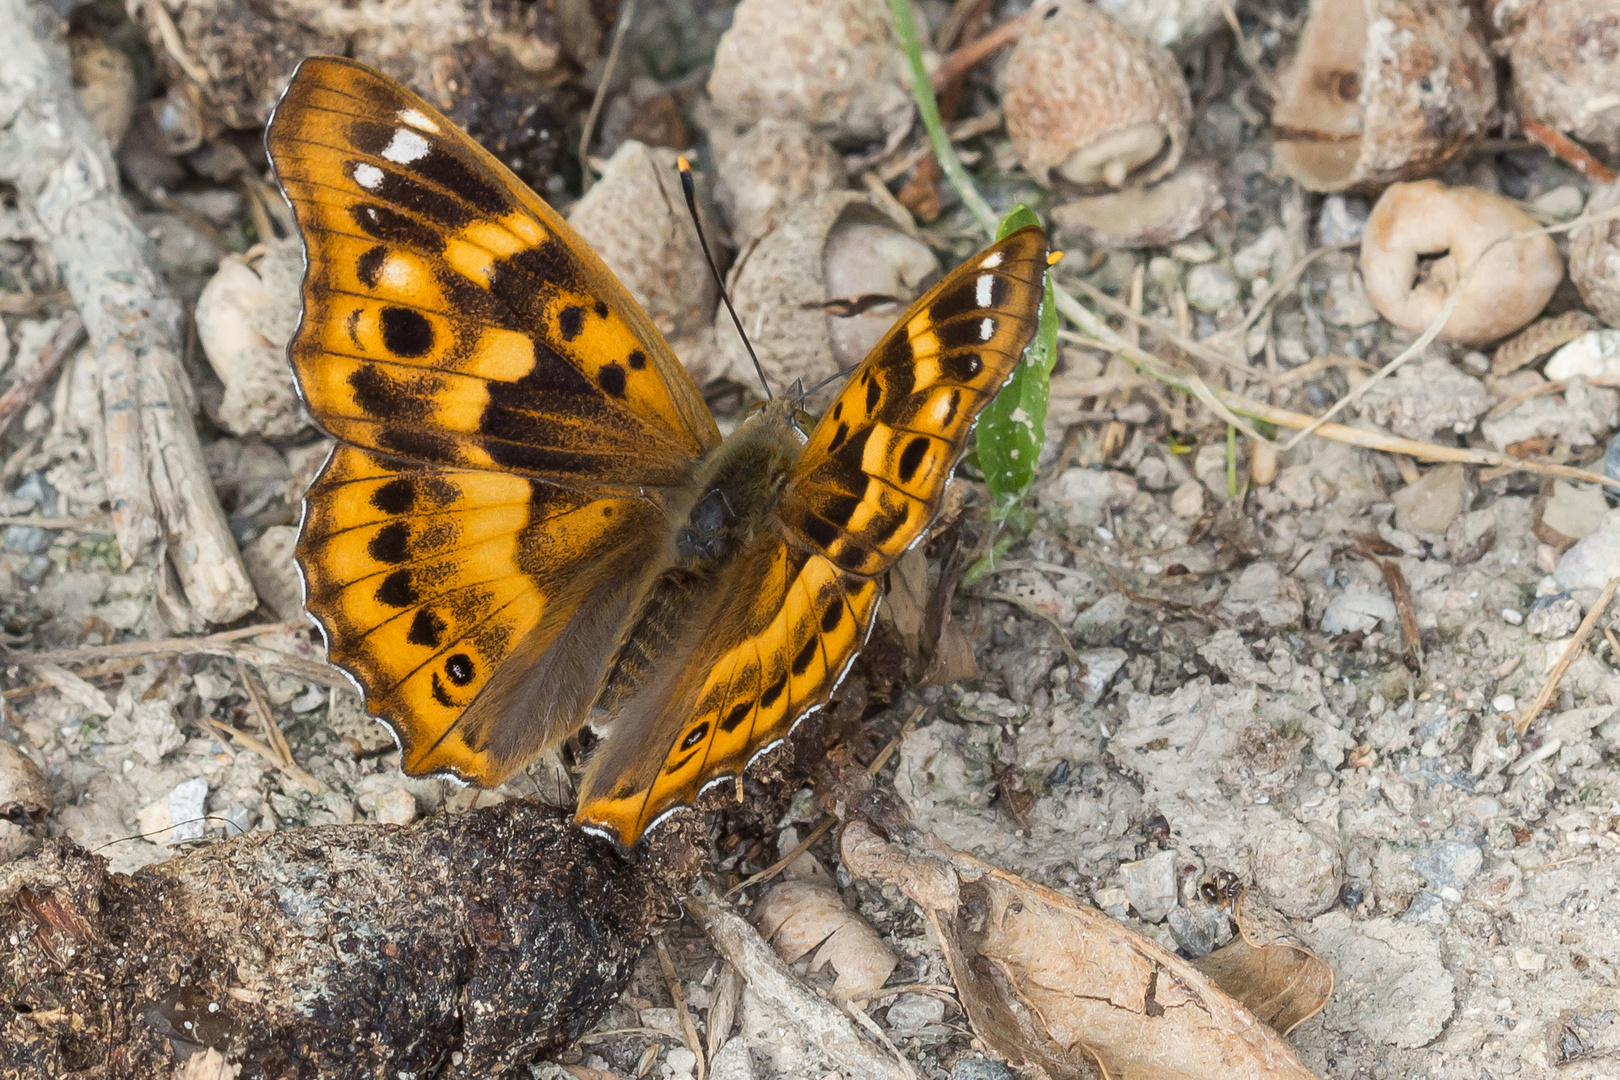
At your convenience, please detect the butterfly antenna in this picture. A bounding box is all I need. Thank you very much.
[676,156,771,400]
[799,363,857,405]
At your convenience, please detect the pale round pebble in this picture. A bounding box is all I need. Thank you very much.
[1251,819,1344,918]
[373,789,417,826]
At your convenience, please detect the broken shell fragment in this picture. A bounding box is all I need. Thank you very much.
[1571,181,1620,328]
[194,237,308,438]
[1272,0,1496,192]
[1003,1,1192,190]
[1050,161,1224,248]
[707,0,913,145]
[1360,181,1563,346]
[1493,0,1620,155]
[718,191,939,403]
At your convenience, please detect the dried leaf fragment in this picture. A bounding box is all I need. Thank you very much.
[841,819,1324,1080]
[755,878,898,1003]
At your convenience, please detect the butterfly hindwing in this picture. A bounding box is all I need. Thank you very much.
[780,226,1049,575]
[267,56,719,489]
[299,445,669,784]
[576,531,881,847]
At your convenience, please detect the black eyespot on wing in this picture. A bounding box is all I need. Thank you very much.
[372,477,416,514]
[898,437,930,484]
[376,569,417,608]
[865,378,881,413]
[357,245,388,289]
[943,351,983,381]
[760,673,788,709]
[721,700,752,733]
[940,318,993,350]
[407,608,446,648]
[367,521,410,564]
[379,307,435,357]
[594,300,608,318]
[821,604,844,633]
[680,721,710,752]
[445,653,476,686]
[558,304,585,341]
[832,402,843,421]
[628,349,646,370]
[597,363,627,398]
[792,638,819,676]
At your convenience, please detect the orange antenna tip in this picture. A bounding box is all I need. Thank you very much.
[1047,250,1065,266]
[677,155,692,173]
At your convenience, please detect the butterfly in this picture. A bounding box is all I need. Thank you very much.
[266,57,1050,848]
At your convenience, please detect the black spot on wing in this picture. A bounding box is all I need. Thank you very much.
[598,363,627,398]
[371,477,416,514]
[827,422,849,452]
[628,349,646,370]
[721,700,752,733]
[680,721,710,752]
[368,522,410,564]
[445,653,476,686]
[792,637,819,676]
[376,569,417,608]
[376,427,459,464]
[898,436,930,484]
[408,146,509,218]
[348,364,435,422]
[379,307,435,357]
[342,152,478,230]
[821,603,844,633]
[558,304,585,342]
[928,271,1001,323]
[760,673,788,709]
[821,492,861,529]
[942,351,983,381]
[357,245,388,288]
[940,317,995,350]
[865,377,880,413]
[351,204,445,254]
[594,300,609,318]
[801,513,839,548]
[407,608,446,648]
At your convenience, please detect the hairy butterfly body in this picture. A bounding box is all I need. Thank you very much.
[267,56,1048,847]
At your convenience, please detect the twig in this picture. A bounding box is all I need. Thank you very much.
[726,707,924,897]
[200,714,324,793]
[578,0,638,195]
[9,622,303,667]
[929,11,1029,90]
[1515,576,1620,736]
[1065,278,1252,377]
[0,313,82,435]
[656,937,706,1080]
[0,0,255,627]
[1522,118,1618,184]
[235,658,294,768]
[684,879,913,1080]
[845,1002,919,1080]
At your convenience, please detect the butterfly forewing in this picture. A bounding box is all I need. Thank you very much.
[267,56,719,489]
[780,226,1049,575]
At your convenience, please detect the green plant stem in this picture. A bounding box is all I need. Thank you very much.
[885,0,999,234]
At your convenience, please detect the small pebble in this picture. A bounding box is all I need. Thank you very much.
[1184,262,1239,313]
[1501,608,1524,626]
[373,789,417,826]
[1170,480,1205,518]
[666,1047,697,1075]
[886,992,946,1030]
[1252,819,1343,918]
[1317,194,1369,245]
[1118,849,1176,923]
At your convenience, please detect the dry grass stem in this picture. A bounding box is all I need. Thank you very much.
[656,937,706,1080]
[1516,576,1620,736]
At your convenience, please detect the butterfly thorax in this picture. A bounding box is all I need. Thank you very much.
[595,403,806,714]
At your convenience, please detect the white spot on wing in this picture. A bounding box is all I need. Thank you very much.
[979,316,996,341]
[981,251,1004,269]
[352,163,384,190]
[976,273,994,307]
[381,129,430,164]
[397,109,440,134]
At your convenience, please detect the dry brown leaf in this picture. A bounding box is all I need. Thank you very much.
[841,819,1325,1080]
[755,879,898,1004]
[1191,890,1333,1037]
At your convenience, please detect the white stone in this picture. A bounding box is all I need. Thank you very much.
[1321,590,1397,635]
[1545,329,1620,380]
[137,777,209,846]
[1170,479,1205,518]
[373,788,417,826]
[666,1048,698,1074]
[1556,508,1620,591]
[1118,849,1177,923]
[1185,262,1239,313]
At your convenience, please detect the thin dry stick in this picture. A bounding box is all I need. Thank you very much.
[11,622,304,667]
[577,0,638,195]
[656,937,706,1080]
[1066,278,1252,378]
[236,658,294,768]
[726,706,925,897]
[200,714,324,793]
[1515,576,1620,736]
[845,1001,920,1080]
[1285,203,1620,449]
[929,10,1029,90]
[0,313,83,434]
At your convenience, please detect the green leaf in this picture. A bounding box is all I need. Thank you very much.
[975,204,1058,520]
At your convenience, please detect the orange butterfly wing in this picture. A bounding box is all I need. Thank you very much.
[780,226,1050,574]
[269,57,710,786]
[575,227,1049,846]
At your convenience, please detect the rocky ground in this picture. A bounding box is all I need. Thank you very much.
[4,0,1620,1077]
